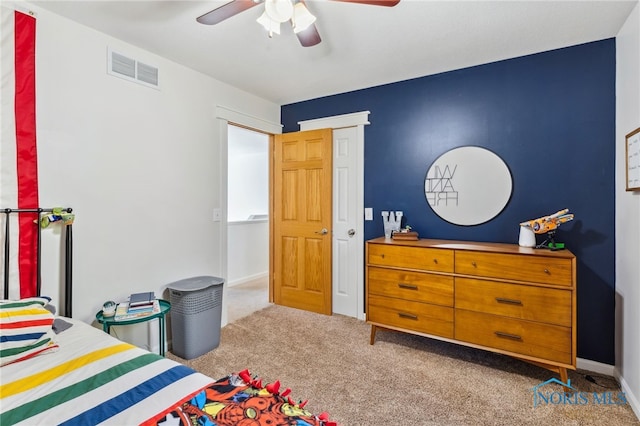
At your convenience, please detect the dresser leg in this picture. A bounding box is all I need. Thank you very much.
[370,325,377,345]
[559,367,570,392]
[516,359,574,393]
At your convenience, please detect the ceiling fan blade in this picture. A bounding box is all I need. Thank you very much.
[296,23,321,47]
[197,0,262,25]
[329,0,400,6]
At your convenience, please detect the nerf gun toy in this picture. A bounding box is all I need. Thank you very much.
[520,209,574,234]
[520,209,574,250]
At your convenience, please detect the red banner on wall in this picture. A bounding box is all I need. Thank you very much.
[1,7,39,298]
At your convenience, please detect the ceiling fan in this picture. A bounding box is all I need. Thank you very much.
[196,0,400,47]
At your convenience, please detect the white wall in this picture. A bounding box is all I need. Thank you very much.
[226,125,269,286]
[228,125,269,222]
[227,221,269,285]
[22,4,280,338]
[615,1,640,419]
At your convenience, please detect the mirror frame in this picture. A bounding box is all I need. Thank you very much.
[424,146,513,226]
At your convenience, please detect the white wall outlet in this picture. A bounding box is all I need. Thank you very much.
[213,208,221,221]
[364,207,373,221]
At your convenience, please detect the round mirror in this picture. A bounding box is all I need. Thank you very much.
[424,146,512,226]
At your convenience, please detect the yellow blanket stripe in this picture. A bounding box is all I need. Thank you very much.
[0,307,51,318]
[0,342,135,397]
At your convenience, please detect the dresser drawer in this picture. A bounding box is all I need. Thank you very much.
[455,251,573,286]
[455,278,571,327]
[368,267,454,306]
[368,244,454,273]
[455,310,572,365]
[368,294,453,338]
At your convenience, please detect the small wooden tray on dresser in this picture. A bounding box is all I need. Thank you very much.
[391,231,419,240]
[365,237,576,388]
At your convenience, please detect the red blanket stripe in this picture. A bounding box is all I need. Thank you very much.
[0,318,53,329]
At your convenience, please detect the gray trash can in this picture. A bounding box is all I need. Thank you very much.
[168,275,224,359]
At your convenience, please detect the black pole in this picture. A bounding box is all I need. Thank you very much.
[65,223,73,318]
[36,209,42,296]
[0,207,68,213]
[3,209,10,299]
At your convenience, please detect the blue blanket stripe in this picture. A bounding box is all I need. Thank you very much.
[0,332,44,342]
[58,365,195,426]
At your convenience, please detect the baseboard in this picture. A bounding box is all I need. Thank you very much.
[615,368,640,421]
[577,359,639,421]
[576,357,615,376]
[228,272,268,287]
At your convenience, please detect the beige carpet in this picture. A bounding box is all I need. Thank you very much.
[168,304,638,425]
[225,277,271,324]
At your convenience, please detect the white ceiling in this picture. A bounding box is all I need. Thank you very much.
[30,0,637,105]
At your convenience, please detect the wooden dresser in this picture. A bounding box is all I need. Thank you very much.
[366,237,576,383]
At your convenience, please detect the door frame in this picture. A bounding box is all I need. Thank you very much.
[217,107,369,323]
[298,111,370,320]
[216,106,282,327]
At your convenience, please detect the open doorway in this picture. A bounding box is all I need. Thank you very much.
[226,124,271,323]
[219,111,368,324]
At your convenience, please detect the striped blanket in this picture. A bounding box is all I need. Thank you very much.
[0,318,213,425]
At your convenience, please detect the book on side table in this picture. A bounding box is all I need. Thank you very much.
[129,292,155,307]
[114,299,160,321]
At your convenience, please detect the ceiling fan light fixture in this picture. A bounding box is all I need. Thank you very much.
[292,2,316,33]
[257,11,281,36]
[264,0,294,23]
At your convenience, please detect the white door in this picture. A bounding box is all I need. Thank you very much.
[299,111,369,320]
[332,127,359,317]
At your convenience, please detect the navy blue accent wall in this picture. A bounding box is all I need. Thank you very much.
[281,39,616,365]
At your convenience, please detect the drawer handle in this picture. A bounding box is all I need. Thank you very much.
[495,297,523,306]
[398,312,418,320]
[494,331,522,341]
[471,261,477,267]
[398,283,418,290]
[433,258,438,264]
[544,268,550,274]
[381,254,385,259]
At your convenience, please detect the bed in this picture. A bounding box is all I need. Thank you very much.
[1,208,334,426]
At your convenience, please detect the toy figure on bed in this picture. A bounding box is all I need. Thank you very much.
[519,208,574,250]
[154,369,336,426]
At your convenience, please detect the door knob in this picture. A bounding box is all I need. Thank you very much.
[348,229,356,237]
[315,228,328,235]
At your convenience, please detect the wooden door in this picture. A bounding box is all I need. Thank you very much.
[272,128,332,315]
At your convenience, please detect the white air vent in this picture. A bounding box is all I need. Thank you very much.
[111,52,135,78]
[136,61,159,86]
[107,48,159,89]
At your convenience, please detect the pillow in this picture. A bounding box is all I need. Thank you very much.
[52,318,73,334]
[0,297,59,366]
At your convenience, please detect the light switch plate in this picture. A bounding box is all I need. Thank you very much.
[364,208,373,221]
